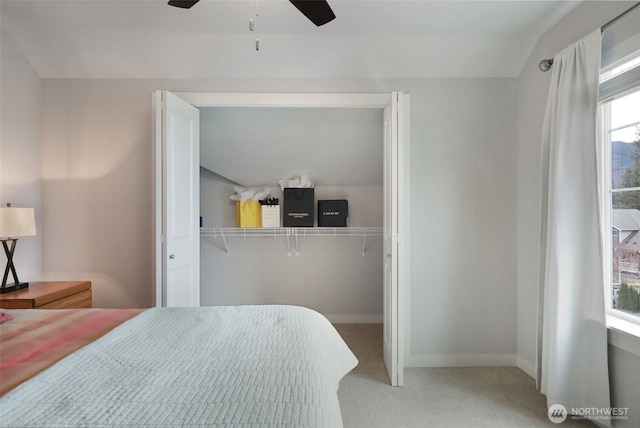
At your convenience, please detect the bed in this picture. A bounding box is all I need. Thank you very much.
[0,305,358,427]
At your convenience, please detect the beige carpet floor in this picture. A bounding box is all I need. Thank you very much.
[333,324,595,428]
[333,323,390,385]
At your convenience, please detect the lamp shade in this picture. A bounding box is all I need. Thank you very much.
[0,207,36,238]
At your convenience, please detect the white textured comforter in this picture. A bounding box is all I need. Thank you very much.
[0,305,358,427]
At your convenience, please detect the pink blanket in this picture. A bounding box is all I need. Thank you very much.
[0,308,143,396]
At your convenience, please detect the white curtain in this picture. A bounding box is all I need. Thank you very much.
[537,29,611,422]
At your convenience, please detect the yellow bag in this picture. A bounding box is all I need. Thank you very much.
[236,200,262,228]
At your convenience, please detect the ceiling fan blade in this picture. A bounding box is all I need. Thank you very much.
[167,0,200,9]
[289,0,335,26]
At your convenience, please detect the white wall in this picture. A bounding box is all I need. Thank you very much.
[200,168,384,322]
[516,2,640,426]
[0,30,42,281]
[38,80,154,308]
[27,76,518,366]
[407,78,518,367]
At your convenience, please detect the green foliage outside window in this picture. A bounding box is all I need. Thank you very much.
[617,281,640,313]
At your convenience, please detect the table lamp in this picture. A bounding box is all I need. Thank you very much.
[0,204,36,293]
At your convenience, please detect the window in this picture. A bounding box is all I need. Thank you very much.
[600,56,640,330]
[599,3,640,335]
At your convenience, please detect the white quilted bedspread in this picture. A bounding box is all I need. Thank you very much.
[0,305,358,427]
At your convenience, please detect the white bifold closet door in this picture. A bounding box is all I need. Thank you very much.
[156,90,200,307]
[383,92,404,387]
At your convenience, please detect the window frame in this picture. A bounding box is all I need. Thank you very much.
[599,56,640,338]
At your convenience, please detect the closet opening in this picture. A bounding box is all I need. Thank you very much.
[153,91,408,386]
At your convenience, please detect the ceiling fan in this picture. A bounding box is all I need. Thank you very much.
[167,0,336,27]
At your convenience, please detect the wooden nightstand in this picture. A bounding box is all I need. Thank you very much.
[0,281,92,309]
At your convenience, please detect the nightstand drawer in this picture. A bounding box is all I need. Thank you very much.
[0,281,92,309]
[38,289,92,309]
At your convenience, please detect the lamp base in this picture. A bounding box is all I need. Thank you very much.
[0,282,29,294]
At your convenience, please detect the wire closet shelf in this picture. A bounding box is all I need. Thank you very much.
[200,226,383,256]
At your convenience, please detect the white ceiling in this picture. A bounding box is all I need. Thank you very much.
[0,0,582,79]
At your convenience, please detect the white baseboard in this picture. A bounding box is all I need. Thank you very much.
[327,314,383,324]
[516,355,536,378]
[406,353,518,368]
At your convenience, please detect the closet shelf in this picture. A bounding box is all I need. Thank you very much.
[200,227,290,238]
[200,227,383,256]
[291,227,383,237]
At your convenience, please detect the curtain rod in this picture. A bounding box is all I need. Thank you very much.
[538,2,639,72]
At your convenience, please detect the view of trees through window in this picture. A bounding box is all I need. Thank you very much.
[610,87,640,317]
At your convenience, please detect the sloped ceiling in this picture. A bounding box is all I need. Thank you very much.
[200,107,383,187]
[0,0,581,79]
[0,0,583,187]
